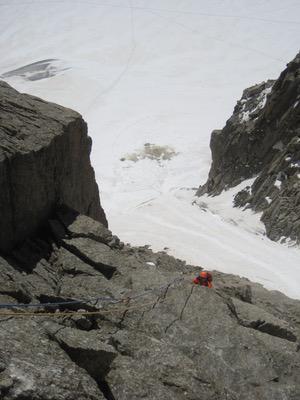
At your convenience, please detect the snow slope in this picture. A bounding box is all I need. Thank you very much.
[1,0,300,298]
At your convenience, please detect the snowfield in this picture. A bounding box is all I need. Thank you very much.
[1,0,300,298]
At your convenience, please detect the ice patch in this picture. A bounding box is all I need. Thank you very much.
[146,261,156,266]
[240,110,250,122]
[274,179,282,189]
[259,85,273,108]
[265,196,272,204]
[290,161,300,168]
[0,59,69,81]
[280,236,298,248]
[239,84,273,124]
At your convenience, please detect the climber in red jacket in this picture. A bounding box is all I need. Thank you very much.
[193,271,213,288]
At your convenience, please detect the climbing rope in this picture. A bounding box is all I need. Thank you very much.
[0,299,158,318]
[0,276,186,318]
[0,296,119,309]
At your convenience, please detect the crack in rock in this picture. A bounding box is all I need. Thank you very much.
[44,323,118,399]
[228,297,297,343]
[165,285,195,334]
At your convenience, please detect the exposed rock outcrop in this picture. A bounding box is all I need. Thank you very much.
[0,81,107,253]
[198,53,300,242]
[0,209,300,400]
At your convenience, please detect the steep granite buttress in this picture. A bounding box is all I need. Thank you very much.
[0,81,107,252]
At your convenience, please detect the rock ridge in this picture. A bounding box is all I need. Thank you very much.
[198,52,300,242]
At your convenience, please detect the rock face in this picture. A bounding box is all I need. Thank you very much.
[198,53,300,242]
[0,81,107,253]
[0,209,300,400]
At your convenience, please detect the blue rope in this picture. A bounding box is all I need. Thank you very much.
[0,296,115,309]
[0,277,184,310]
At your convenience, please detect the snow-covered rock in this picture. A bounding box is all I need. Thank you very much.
[198,52,300,243]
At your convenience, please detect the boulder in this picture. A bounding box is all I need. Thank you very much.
[44,323,117,377]
[231,297,297,342]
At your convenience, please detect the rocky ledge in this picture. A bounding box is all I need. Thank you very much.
[198,53,300,243]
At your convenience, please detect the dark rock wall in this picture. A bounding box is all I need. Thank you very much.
[198,53,300,242]
[0,81,107,252]
[198,79,275,195]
